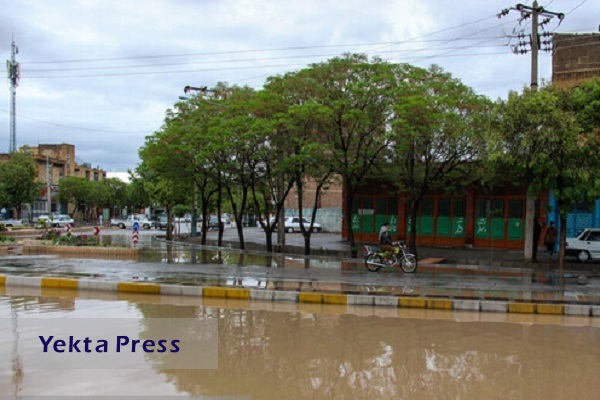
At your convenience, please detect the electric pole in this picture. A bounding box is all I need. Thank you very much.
[6,38,20,153]
[498,1,564,91]
[498,2,564,261]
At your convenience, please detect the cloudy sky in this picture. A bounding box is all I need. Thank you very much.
[1,0,597,174]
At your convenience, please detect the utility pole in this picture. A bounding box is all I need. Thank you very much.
[6,38,20,153]
[46,156,52,214]
[498,2,564,261]
[499,2,564,91]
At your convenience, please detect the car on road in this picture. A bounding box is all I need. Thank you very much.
[153,216,169,230]
[565,228,600,262]
[279,216,323,233]
[0,215,24,227]
[110,214,152,230]
[51,214,75,228]
[208,216,221,230]
[242,214,256,227]
[36,214,74,228]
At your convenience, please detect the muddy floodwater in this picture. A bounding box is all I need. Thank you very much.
[0,288,599,399]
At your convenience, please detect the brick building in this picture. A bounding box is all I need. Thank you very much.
[1,143,107,221]
[285,176,343,232]
[551,32,600,238]
[553,32,600,87]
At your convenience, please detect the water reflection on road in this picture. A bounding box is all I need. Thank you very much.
[1,235,599,302]
[0,288,598,399]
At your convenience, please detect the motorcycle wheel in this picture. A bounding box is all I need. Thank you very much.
[365,253,382,272]
[401,254,418,273]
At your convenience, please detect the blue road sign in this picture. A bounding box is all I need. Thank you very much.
[133,222,139,232]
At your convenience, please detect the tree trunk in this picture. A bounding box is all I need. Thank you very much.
[344,187,357,258]
[265,232,273,253]
[217,176,223,247]
[166,205,173,241]
[558,214,567,287]
[303,234,311,256]
[524,195,536,261]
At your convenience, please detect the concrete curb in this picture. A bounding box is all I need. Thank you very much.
[22,244,139,259]
[1,274,598,318]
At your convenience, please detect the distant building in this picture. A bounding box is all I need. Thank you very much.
[1,143,107,221]
[550,32,600,238]
[553,32,600,88]
[284,176,343,232]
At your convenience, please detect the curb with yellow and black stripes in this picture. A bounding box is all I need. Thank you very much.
[1,275,598,317]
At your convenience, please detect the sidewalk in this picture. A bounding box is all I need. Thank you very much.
[183,229,600,274]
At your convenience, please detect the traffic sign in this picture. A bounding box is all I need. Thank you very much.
[93,226,100,236]
[133,222,139,232]
[132,231,139,245]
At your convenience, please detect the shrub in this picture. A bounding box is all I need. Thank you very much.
[0,235,15,243]
[41,231,98,246]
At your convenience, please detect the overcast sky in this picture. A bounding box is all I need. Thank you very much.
[1,0,597,174]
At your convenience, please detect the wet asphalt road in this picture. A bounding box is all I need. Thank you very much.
[1,224,599,304]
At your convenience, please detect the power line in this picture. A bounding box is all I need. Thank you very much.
[566,0,588,15]
[20,13,510,67]
[23,41,507,75]
[0,107,150,134]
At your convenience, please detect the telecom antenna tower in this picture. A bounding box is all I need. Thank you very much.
[6,38,20,153]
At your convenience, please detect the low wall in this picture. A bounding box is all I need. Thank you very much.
[22,244,140,259]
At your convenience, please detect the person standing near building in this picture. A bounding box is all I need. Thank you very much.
[533,217,542,262]
[544,222,558,259]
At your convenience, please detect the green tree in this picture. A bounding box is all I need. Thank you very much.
[262,71,335,255]
[139,113,193,240]
[390,64,491,256]
[101,177,129,218]
[202,84,257,249]
[297,54,397,257]
[491,83,600,279]
[0,152,40,218]
[58,177,93,220]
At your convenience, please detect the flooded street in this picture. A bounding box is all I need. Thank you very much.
[1,287,599,399]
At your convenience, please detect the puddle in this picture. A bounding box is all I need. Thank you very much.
[0,288,599,398]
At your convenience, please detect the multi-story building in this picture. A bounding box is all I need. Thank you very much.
[551,32,600,237]
[553,32,600,88]
[1,143,107,221]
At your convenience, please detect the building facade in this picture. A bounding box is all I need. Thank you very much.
[550,32,600,239]
[1,143,107,221]
[553,33,600,87]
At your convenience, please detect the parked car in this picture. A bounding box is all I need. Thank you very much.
[565,228,600,262]
[208,216,221,230]
[280,216,323,233]
[153,216,169,230]
[0,215,24,227]
[242,214,256,227]
[110,214,152,229]
[51,214,75,228]
[36,214,74,228]
[175,214,191,223]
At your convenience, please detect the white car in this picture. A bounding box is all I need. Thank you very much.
[53,215,75,228]
[36,214,74,228]
[565,228,600,262]
[282,216,323,233]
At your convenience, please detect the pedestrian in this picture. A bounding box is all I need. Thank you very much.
[544,221,558,259]
[532,217,542,262]
[98,214,103,226]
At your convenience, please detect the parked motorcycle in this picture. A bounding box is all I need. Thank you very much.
[363,242,418,273]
